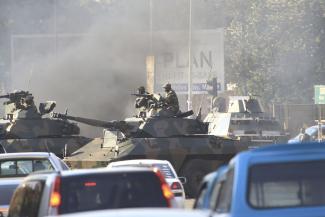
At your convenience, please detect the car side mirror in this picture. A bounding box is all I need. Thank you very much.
[178,177,187,184]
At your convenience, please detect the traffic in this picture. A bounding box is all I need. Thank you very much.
[0,0,324,216]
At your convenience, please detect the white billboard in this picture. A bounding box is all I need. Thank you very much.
[153,29,224,94]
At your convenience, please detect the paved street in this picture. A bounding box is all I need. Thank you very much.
[184,199,195,209]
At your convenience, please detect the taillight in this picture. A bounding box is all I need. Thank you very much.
[153,168,174,207]
[50,176,61,207]
[84,182,97,187]
[170,182,182,190]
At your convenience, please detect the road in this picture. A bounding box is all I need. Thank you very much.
[184,199,195,209]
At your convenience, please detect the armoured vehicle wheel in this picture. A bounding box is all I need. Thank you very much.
[181,159,219,198]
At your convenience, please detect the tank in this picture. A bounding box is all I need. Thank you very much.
[52,94,269,197]
[0,90,95,157]
[205,95,289,145]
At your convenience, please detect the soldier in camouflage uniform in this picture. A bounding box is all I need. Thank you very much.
[135,86,148,109]
[162,83,180,115]
[135,86,152,117]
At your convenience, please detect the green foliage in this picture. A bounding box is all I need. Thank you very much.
[225,0,325,104]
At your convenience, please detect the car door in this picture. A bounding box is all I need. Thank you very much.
[8,180,45,217]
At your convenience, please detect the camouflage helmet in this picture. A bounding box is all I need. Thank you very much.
[163,83,171,90]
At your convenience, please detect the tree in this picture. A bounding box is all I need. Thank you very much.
[224,0,325,104]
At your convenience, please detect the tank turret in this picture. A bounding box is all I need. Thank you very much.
[0,91,94,157]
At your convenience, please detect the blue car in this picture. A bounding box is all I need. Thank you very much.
[194,165,227,209]
[200,142,325,217]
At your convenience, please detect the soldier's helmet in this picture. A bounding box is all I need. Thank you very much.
[163,83,171,91]
[138,86,145,94]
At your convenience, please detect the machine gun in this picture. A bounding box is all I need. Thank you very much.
[0,91,32,103]
[131,93,154,98]
[51,112,135,135]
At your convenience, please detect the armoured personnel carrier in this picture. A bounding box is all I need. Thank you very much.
[0,90,95,157]
[52,94,271,197]
[205,95,288,145]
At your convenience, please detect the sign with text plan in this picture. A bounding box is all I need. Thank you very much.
[153,29,224,94]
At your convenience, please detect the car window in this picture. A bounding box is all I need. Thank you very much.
[7,186,26,217]
[209,182,222,209]
[152,164,175,178]
[111,163,175,178]
[8,180,45,217]
[249,160,325,209]
[0,184,18,205]
[215,169,234,213]
[0,159,54,177]
[59,171,168,214]
[194,182,208,208]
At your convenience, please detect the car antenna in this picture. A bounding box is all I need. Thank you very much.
[44,140,51,155]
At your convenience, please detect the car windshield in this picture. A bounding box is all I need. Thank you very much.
[112,163,176,179]
[0,184,19,205]
[0,158,54,177]
[248,160,325,209]
[59,172,168,214]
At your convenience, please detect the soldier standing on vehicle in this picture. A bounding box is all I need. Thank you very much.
[162,83,180,115]
[135,86,148,109]
[134,86,154,118]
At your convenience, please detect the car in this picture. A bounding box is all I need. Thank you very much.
[202,142,325,217]
[8,167,178,217]
[48,208,207,217]
[288,125,325,143]
[0,152,69,217]
[193,165,227,210]
[107,159,186,207]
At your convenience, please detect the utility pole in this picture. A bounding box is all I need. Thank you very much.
[187,0,193,111]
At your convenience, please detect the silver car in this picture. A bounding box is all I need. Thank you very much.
[0,152,69,217]
[8,167,178,217]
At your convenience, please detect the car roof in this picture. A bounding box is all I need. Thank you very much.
[0,177,22,185]
[251,141,325,154]
[23,167,158,181]
[0,152,55,159]
[234,142,325,164]
[108,159,170,166]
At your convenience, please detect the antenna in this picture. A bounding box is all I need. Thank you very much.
[27,64,34,91]
[44,140,51,155]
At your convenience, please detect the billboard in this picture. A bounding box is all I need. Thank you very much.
[153,29,224,94]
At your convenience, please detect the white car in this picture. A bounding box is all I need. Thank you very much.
[0,152,69,217]
[107,159,186,207]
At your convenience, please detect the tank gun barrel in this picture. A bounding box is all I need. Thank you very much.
[51,112,131,133]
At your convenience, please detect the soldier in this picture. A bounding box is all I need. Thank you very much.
[21,94,39,115]
[135,86,149,109]
[162,83,180,115]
